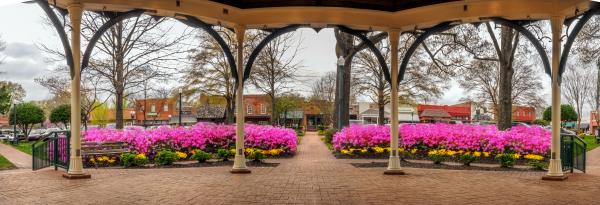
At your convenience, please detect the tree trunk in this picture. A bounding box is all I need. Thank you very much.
[378,104,385,125]
[225,97,234,124]
[497,26,516,131]
[115,93,124,129]
[271,95,277,126]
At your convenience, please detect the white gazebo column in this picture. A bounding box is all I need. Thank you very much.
[231,25,250,174]
[385,30,404,175]
[64,2,90,179]
[543,15,567,181]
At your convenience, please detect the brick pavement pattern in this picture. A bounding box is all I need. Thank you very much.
[0,143,31,169]
[1,132,600,205]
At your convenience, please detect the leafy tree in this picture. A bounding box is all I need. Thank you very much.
[275,94,304,126]
[0,85,11,115]
[50,104,70,129]
[542,104,578,122]
[90,102,110,127]
[0,81,25,102]
[9,102,45,140]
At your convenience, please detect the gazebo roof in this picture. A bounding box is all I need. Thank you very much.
[46,0,591,31]
[211,0,458,12]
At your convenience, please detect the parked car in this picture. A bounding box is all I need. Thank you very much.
[27,129,47,141]
[511,122,530,127]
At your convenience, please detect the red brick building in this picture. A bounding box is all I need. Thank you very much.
[134,98,194,126]
[512,105,536,123]
[238,94,271,125]
[417,104,471,123]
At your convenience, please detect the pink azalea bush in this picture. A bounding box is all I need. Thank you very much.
[83,123,297,155]
[333,124,551,155]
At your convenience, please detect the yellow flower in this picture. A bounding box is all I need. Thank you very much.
[107,159,116,164]
[341,149,351,155]
[524,154,544,161]
[175,151,188,160]
[360,148,368,153]
[268,149,284,155]
[483,152,490,157]
[411,148,418,154]
[473,151,482,157]
[512,153,521,159]
[373,147,384,153]
[398,148,405,153]
[446,150,457,156]
[230,149,236,154]
[135,153,147,161]
[89,158,96,164]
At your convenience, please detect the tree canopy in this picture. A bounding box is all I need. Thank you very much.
[9,102,45,140]
[542,104,578,122]
[50,104,70,129]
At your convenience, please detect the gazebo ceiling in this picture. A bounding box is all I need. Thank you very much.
[48,0,593,31]
[210,0,459,12]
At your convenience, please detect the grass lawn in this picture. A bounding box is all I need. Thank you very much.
[2,141,34,155]
[0,154,15,170]
[582,135,600,152]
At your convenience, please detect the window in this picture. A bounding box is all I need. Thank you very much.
[260,104,267,114]
[163,104,169,112]
[247,104,253,114]
[151,104,156,112]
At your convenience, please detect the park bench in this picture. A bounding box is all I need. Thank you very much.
[81,141,129,157]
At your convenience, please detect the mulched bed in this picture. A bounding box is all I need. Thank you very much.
[335,152,543,166]
[86,160,279,169]
[351,160,544,172]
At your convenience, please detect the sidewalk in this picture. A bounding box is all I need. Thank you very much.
[0,143,31,169]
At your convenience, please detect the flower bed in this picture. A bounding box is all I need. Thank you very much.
[83,123,297,167]
[332,124,550,168]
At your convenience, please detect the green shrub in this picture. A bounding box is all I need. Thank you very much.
[532,119,549,126]
[133,153,148,166]
[191,150,212,163]
[528,160,548,170]
[427,150,448,164]
[247,150,267,162]
[317,130,324,136]
[217,149,231,161]
[155,150,178,166]
[323,128,337,144]
[458,153,479,166]
[120,153,136,167]
[496,153,517,168]
[317,125,325,131]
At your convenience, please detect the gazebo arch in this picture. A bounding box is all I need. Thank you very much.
[33,0,592,181]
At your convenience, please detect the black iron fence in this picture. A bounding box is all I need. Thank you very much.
[561,134,586,173]
[32,131,70,171]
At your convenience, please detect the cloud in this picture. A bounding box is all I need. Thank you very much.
[0,42,52,101]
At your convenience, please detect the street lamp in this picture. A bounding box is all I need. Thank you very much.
[178,88,183,126]
[336,56,345,130]
[11,98,17,145]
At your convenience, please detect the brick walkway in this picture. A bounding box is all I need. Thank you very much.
[0,143,31,169]
[1,133,600,204]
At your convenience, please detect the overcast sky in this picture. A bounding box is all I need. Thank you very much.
[0,2,570,120]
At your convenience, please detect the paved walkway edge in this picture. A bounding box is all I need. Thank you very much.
[0,143,32,169]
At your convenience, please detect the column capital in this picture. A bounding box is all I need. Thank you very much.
[66,2,83,11]
[234,25,246,42]
[388,30,400,44]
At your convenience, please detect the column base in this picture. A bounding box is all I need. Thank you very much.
[541,174,568,181]
[230,168,252,174]
[384,169,406,175]
[385,155,404,175]
[62,173,91,179]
